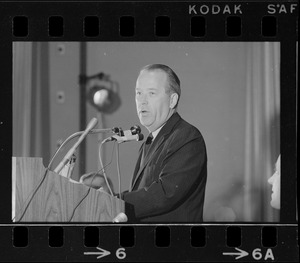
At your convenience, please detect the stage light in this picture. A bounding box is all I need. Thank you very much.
[93,89,109,106]
[81,72,121,114]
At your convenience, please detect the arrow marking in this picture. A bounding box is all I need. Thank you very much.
[223,247,249,260]
[84,247,111,259]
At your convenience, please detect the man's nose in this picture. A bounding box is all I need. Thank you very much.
[138,94,148,104]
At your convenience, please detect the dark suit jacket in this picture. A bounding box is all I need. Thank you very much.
[123,112,207,222]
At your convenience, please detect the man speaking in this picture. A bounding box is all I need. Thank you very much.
[81,64,207,223]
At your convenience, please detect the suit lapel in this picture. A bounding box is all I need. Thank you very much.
[129,144,144,191]
[131,112,181,190]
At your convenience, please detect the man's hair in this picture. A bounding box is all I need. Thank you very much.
[140,64,181,108]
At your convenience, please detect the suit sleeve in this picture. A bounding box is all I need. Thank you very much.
[122,129,207,219]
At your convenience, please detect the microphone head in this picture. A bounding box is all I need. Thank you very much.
[119,128,124,136]
[111,127,123,136]
[131,125,141,135]
[86,117,98,130]
[112,127,120,134]
[137,133,144,141]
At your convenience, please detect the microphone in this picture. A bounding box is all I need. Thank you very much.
[54,118,98,174]
[112,212,128,223]
[104,125,144,143]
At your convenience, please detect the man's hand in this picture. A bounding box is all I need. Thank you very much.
[80,172,110,193]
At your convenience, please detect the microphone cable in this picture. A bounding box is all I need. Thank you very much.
[15,132,83,222]
[50,128,112,172]
[15,128,112,222]
[68,141,117,222]
[68,188,91,222]
[14,167,50,222]
[116,143,122,200]
[98,139,115,197]
[69,128,143,222]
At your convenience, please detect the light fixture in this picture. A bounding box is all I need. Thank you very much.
[80,72,121,114]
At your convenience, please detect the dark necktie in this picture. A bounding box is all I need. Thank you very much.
[131,133,153,191]
[140,133,153,168]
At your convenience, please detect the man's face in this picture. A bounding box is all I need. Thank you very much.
[268,156,281,209]
[135,70,174,132]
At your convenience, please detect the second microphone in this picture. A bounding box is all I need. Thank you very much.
[104,125,144,143]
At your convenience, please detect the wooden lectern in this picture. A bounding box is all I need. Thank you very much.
[12,157,126,222]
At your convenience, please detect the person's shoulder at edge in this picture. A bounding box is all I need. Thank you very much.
[172,114,205,142]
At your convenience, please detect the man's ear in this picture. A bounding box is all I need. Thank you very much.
[169,93,179,109]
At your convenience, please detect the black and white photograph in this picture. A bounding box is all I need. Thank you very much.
[0,0,298,262]
[12,41,283,223]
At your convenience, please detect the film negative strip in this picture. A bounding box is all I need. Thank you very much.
[0,0,298,262]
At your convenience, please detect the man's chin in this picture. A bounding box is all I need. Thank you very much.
[139,118,152,127]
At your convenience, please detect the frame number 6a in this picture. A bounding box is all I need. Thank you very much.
[223,248,274,261]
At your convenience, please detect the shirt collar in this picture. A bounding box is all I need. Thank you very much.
[150,124,164,141]
[148,111,177,141]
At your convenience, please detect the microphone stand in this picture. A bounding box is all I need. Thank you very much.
[16,128,112,222]
[48,128,112,172]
